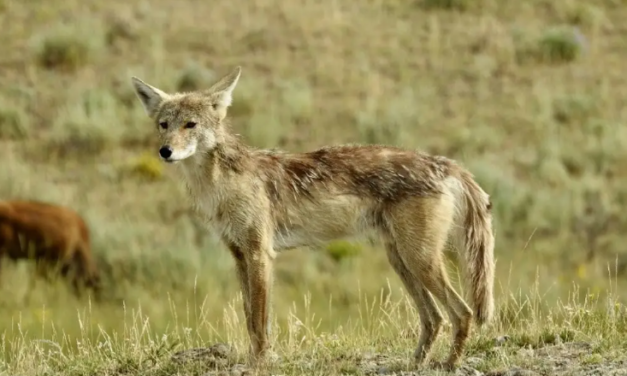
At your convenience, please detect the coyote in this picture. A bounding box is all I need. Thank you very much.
[0,200,102,298]
[131,66,495,370]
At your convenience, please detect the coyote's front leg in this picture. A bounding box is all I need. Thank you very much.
[227,242,254,340]
[241,231,274,365]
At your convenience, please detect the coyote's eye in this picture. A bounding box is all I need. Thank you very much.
[211,103,218,110]
[159,122,168,129]
[185,121,197,129]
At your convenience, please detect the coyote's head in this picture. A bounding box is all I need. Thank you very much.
[131,67,241,163]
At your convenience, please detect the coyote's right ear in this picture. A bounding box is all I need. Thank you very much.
[131,77,170,118]
[205,66,242,108]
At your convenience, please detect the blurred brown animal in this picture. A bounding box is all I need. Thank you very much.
[0,200,102,298]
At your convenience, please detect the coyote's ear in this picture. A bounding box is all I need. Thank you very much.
[205,66,241,108]
[131,77,170,118]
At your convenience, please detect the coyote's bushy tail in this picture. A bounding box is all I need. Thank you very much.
[456,170,495,326]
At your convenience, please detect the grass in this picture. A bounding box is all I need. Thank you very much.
[1,0,627,374]
[0,102,29,140]
[1,284,626,375]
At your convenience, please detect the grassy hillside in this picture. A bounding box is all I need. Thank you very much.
[1,0,627,374]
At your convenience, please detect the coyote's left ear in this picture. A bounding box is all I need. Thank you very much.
[205,66,241,108]
[131,77,170,118]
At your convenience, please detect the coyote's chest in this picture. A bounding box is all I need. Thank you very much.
[179,164,228,229]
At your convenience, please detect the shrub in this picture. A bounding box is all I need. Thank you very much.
[325,240,362,263]
[515,26,586,65]
[537,26,585,63]
[128,152,164,181]
[0,103,29,140]
[31,22,105,71]
[421,0,470,11]
[176,62,216,92]
[48,88,125,156]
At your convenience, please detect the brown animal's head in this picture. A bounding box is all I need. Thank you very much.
[130,67,241,163]
[72,268,103,301]
[86,274,103,301]
[85,269,102,289]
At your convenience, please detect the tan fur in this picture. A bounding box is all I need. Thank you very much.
[131,66,496,370]
[0,200,101,298]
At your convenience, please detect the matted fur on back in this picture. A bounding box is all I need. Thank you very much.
[254,144,453,204]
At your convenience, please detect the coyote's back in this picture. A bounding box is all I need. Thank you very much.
[250,144,453,249]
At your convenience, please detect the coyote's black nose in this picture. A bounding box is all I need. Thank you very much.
[159,146,173,159]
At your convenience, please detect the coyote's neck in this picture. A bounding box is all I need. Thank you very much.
[177,132,253,200]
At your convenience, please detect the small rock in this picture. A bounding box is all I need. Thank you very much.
[201,362,251,376]
[210,343,232,358]
[377,366,391,375]
[466,357,484,366]
[455,365,483,376]
[360,361,378,374]
[171,342,233,367]
[503,368,540,376]
[230,363,251,376]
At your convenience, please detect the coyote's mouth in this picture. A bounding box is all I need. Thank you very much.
[159,145,196,163]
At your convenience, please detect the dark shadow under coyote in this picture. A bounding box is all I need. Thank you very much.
[131,66,495,371]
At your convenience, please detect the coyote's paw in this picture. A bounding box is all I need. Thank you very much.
[430,359,458,372]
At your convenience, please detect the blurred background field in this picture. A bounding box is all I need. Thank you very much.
[1,0,627,370]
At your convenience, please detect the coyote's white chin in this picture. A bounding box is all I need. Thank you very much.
[160,145,196,163]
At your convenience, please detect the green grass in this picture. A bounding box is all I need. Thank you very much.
[1,284,625,375]
[1,0,627,374]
